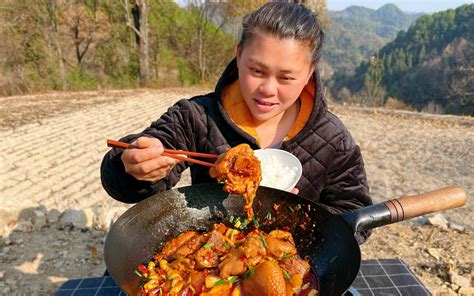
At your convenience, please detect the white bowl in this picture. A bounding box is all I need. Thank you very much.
[253,149,303,192]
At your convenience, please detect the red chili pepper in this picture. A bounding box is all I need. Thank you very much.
[138,264,148,273]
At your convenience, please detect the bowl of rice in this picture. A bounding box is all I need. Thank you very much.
[253,149,303,192]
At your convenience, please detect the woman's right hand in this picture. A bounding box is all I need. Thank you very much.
[121,137,181,182]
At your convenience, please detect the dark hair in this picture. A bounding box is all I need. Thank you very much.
[239,1,325,65]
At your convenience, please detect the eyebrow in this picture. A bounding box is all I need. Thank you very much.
[248,58,296,73]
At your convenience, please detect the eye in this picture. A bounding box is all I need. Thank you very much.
[249,67,263,75]
[280,75,294,81]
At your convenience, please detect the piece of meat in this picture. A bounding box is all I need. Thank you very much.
[281,258,311,294]
[159,231,205,260]
[266,230,297,259]
[240,233,266,267]
[209,144,262,219]
[241,260,286,296]
[195,230,231,268]
[218,249,247,278]
[281,258,310,278]
[173,233,208,259]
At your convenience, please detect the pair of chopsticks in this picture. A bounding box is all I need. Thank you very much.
[106,139,218,167]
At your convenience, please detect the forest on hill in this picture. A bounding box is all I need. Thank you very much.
[0,0,415,94]
[0,1,471,116]
[0,0,237,94]
[321,3,419,77]
[330,4,473,116]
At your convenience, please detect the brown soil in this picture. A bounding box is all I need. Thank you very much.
[0,90,472,295]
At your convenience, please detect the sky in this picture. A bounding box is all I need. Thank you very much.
[327,0,473,13]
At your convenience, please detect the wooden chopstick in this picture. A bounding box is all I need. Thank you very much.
[107,139,137,149]
[163,149,218,159]
[106,139,216,167]
[161,152,215,167]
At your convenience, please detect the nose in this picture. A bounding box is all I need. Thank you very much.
[258,77,277,97]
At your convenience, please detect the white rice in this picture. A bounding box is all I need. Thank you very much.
[259,155,299,191]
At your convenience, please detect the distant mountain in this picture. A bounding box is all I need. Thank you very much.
[331,4,474,116]
[320,4,420,78]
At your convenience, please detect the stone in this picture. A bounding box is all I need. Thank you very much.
[5,278,16,285]
[53,259,65,269]
[32,210,47,229]
[427,214,449,230]
[59,208,94,229]
[83,208,95,228]
[0,287,10,294]
[14,220,33,232]
[449,271,471,288]
[458,287,474,296]
[449,223,465,232]
[46,209,61,223]
[93,206,128,229]
[427,248,442,260]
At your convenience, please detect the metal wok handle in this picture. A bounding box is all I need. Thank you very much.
[341,185,467,233]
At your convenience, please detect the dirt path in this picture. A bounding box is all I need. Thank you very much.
[0,90,472,295]
[0,89,198,227]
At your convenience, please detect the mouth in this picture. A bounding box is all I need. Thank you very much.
[254,99,278,108]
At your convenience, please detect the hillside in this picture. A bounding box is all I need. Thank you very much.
[1,90,472,295]
[330,4,474,116]
[321,4,419,77]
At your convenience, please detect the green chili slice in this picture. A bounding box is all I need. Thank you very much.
[203,242,215,250]
[282,269,291,280]
[259,232,268,248]
[214,279,227,286]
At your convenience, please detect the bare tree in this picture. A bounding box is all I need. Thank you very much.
[61,0,110,68]
[122,0,149,86]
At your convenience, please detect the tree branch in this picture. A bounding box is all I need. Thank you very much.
[121,0,141,37]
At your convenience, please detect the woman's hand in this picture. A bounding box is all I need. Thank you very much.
[121,137,181,182]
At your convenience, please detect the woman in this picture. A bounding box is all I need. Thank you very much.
[101,1,372,243]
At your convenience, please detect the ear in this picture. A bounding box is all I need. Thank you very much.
[306,65,316,82]
[236,44,242,66]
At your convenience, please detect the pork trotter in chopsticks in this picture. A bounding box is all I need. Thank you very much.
[210,144,262,219]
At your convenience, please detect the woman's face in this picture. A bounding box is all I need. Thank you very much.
[236,32,315,124]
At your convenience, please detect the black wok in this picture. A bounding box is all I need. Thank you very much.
[104,184,466,296]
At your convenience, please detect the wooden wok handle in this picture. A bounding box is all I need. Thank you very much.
[384,185,467,223]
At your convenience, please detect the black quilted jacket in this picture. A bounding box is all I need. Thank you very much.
[101,59,372,243]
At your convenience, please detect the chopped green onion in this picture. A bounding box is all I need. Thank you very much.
[288,206,294,213]
[296,204,302,211]
[243,268,255,278]
[203,242,215,250]
[282,269,291,280]
[214,279,227,286]
[228,275,237,285]
[235,216,241,223]
[330,255,338,263]
[241,219,250,229]
[223,242,230,249]
[259,232,268,248]
[167,243,170,251]
[265,211,272,220]
[281,253,292,259]
[134,270,142,277]
[230,229,236,241]
[229,215,234,223]
[252,217,260,228]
